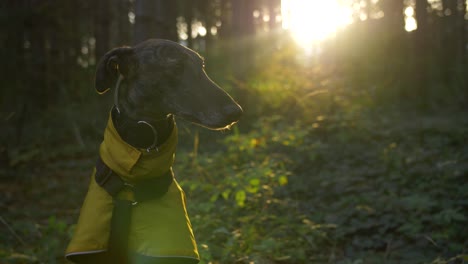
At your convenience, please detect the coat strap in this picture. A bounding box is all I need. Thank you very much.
[95,156,174,202]
[94,156,174,263]
[108,199,132,264]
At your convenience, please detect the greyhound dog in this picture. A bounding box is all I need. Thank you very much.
[66,39,242,263]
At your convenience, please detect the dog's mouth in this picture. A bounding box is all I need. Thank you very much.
[134,103,242,130]
[176,103,243,130]
[175,103,243,130]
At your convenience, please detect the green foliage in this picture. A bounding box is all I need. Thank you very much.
[0,215,70,264]
[179,116,315,263]
[1,45,467,263]
[179,106,467,263]
[175,47,468,263]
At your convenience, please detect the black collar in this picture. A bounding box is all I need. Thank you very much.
[111,106,174,152]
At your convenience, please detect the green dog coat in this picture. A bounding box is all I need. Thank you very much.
[66,113,199,263]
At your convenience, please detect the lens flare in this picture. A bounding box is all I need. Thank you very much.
[282,0,352,50]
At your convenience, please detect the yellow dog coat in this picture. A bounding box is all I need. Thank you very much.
[66,114,199,263]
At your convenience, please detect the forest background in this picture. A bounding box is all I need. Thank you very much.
[0,0,467,263]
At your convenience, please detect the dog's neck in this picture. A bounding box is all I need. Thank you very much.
[112,107,173,152]
[112,75,173,152]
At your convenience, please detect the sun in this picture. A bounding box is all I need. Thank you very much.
[282,0,352,50]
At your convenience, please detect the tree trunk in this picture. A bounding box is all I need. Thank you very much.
[232,0,255,37]
[1,0,28,146]
[218,0,232,40]
[117,0,132,45]
[231,0,256,79]
[95,0,111,60]
[412,0,430,105]
[380,0,405,35]
[2,0,26,104]
[229,0,257,113]
[185,0,194,49]
[196,0,214,53]
[134,0,178,43]
[266,0,281,31]
[459,0,467,102]
[26,1,48,109]
[458,0,467,67]
[378,0,407,100]
[441,0,458,84]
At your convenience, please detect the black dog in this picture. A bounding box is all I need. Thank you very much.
[66,39,242,263]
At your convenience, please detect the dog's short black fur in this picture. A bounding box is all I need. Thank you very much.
[96,39,242,132]
[86,39,242,263]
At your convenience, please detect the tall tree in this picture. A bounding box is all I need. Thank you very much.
[266,0,281,31]
[377,0,407,99]
[231,0,255,37]
[379,0,405,35]
[109,0,133,46]
[196,0,216,52]
[1,0,28,146]
[217,0,232,40]
[458,0,467,68]
[95,0,112,61]
[230,0,256,79]
[413,0,430,102]
[26,1,49,109]
[184,0,194,48]
[1,0,26,105]
[441,0,458,83]
[134,0,178,43]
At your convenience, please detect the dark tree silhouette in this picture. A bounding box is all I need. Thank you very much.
[95,0,111,60]
[134,0,178,43]
[413,0,430,100]
[183,0,194,48]
[231,0,256,79]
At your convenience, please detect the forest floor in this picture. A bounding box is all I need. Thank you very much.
[2,107,466,264]
[1,50,467,263]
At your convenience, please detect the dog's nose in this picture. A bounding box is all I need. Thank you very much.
[223,104,243,122]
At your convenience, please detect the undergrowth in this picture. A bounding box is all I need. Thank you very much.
[178,47,468,263]
[1,46,467,263]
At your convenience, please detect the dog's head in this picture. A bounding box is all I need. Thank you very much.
[95,39,242,130]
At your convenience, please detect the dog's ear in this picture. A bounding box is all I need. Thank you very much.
[95,47,135,94]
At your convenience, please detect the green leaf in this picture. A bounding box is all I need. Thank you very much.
[249,178,260,186]
[235,190,246,207]
[221,189,231,200]
[278,175,288,186]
